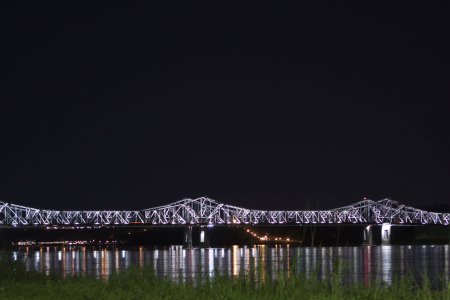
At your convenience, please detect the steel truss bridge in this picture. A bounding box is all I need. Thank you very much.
[0,197,449,227]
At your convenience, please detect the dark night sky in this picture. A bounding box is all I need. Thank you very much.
[0,3,449,210]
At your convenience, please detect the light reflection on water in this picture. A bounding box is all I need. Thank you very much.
[10,245,450,286]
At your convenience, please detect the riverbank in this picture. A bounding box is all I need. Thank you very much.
[0,257,449,299]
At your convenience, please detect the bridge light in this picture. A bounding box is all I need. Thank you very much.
[286,238,290,242]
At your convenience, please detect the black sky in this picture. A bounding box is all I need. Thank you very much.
[0,2,449,210]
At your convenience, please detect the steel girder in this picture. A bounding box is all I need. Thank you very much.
[0,197,449,227]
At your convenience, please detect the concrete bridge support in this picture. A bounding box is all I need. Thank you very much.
[363,225,373,245]
[381,223,391,244]
[183,226,193,249]
[363,224,392,245]
[199,225,210,248]
[183,225,210,248]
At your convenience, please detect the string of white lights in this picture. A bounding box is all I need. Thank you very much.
[0,197,449,226]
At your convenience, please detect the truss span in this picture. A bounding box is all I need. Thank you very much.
[0,197,449,227]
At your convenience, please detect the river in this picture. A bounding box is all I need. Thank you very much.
[9,245,450,287]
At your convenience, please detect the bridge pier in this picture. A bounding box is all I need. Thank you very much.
[199,225,210,248]
[363,225,373,245]
[183,226,193,249]
[381,223,391,244]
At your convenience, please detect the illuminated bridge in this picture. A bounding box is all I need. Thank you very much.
[1,197,449,246]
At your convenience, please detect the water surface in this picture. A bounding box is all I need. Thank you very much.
[11,245,450,286]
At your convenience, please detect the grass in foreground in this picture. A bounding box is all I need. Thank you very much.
[0,256,449,299]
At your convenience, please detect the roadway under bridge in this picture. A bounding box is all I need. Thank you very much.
[1,197,449,247]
